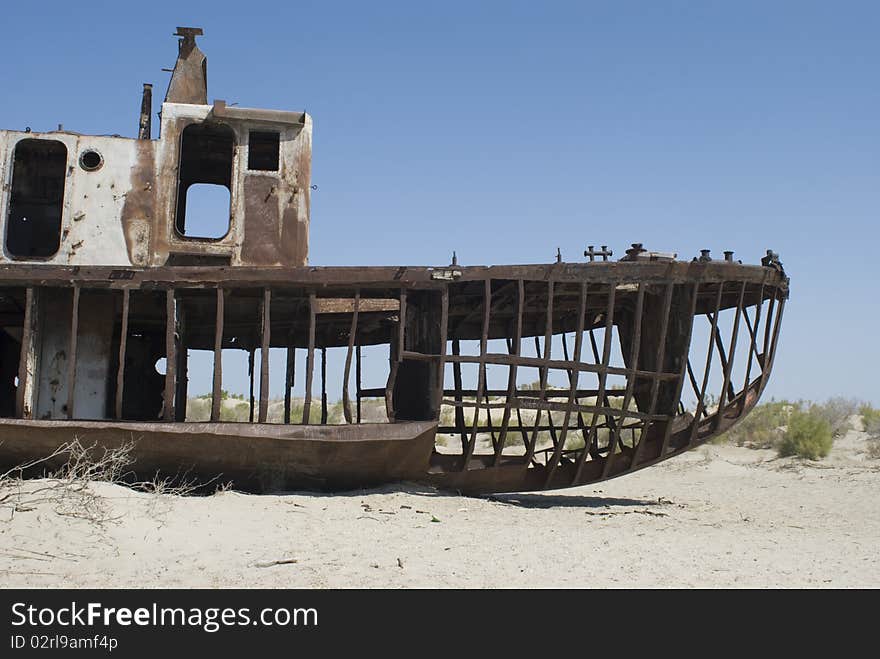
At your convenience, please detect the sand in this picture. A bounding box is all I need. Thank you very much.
[1,428,878,588]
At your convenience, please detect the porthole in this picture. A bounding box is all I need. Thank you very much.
[79,149,103,171]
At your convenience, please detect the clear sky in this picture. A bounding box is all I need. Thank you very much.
[1,1,877,404]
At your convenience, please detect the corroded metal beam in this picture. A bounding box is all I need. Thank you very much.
[163,289,177,422]
[66,286,80,420]
[211,288,224,422]
[342,292,360,424]
[115,289,130,420]
[302,293,316,424]
[259,289,271,423]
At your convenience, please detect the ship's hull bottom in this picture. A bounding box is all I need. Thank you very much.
[0,380,763,495]
[0,419,437,493]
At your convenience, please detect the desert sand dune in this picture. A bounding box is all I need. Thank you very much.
[1,428,877,588]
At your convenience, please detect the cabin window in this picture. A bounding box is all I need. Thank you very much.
[5,139,67,259]
[175,123,234,240]
[79,149,103,171]
[181,184,232,239]
[248,131,280,171]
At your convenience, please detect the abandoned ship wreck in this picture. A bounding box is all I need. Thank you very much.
[0,28,789,494]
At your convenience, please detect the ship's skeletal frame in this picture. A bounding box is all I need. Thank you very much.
[0,28,788,493]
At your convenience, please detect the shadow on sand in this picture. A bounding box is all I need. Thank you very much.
[268,482,666,510]
[480,493,661,509]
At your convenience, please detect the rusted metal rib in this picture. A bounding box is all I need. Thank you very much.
[685,359,700,401]
[15,287,35,419]
[574,284,616,485]
[385,289,407,422]
[560,330,589,450]
[603,282,645,479]
[761,293,777,372]
[443,395,661,420]
[740,309,760,378]
[494,280,524,465]
[65,285,80,420]
[706,312,737,404]
[440,424,574,435]
[484,389,498,452]
[740,281,765,398]
[545,281,587,485]
[400,351,680,380]
[525,280,554,463]
[398,289,407,358]
[321,347,328,425]
[115,288,130,420]
[163,289,176,422]
[763,297,785,386]
[451,339,467,453]
[435,287,449,415]
[342,291,360,424]
[211,288,224,422]
[689,284,724,445]
[258,288,271,423]
[540,335,560,452]
[355,345,362,424]
[588,327,618,435]
[248,348,255,424]
[660,282,699,457]
[506,335,531,452]
[632,281,675,467]
[463,279,492,468]
[302,293,316,424]
[716,281,746,419]
[284,343,295,424]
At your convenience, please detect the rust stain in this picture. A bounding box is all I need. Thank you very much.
[241,174,283,265]
[120,139,156,266]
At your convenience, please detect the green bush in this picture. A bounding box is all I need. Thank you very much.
[777,406,834,460]
[717,399,795,448]
[861,405,880,435]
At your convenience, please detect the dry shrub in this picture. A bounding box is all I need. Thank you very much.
[717,400,793,448]
[861,405,880,434]
[0,438,202,523]
[777,406,834,460]
[718,397,858,456]
[862,405,880,459]
[0,438,134,523]
[811,397,858,437]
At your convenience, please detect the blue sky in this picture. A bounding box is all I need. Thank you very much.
[1,1,877,403]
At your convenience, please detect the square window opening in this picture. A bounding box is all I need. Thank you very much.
[175,122,234,240]
[5,139,67,259]
[178,184,231,239]
[248,131,280,171]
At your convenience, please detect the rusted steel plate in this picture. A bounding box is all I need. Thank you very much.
[0,419,437,492]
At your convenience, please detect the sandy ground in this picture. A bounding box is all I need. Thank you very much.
[1,429,878,588]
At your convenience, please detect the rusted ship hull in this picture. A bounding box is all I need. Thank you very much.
[0,260,787,494]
